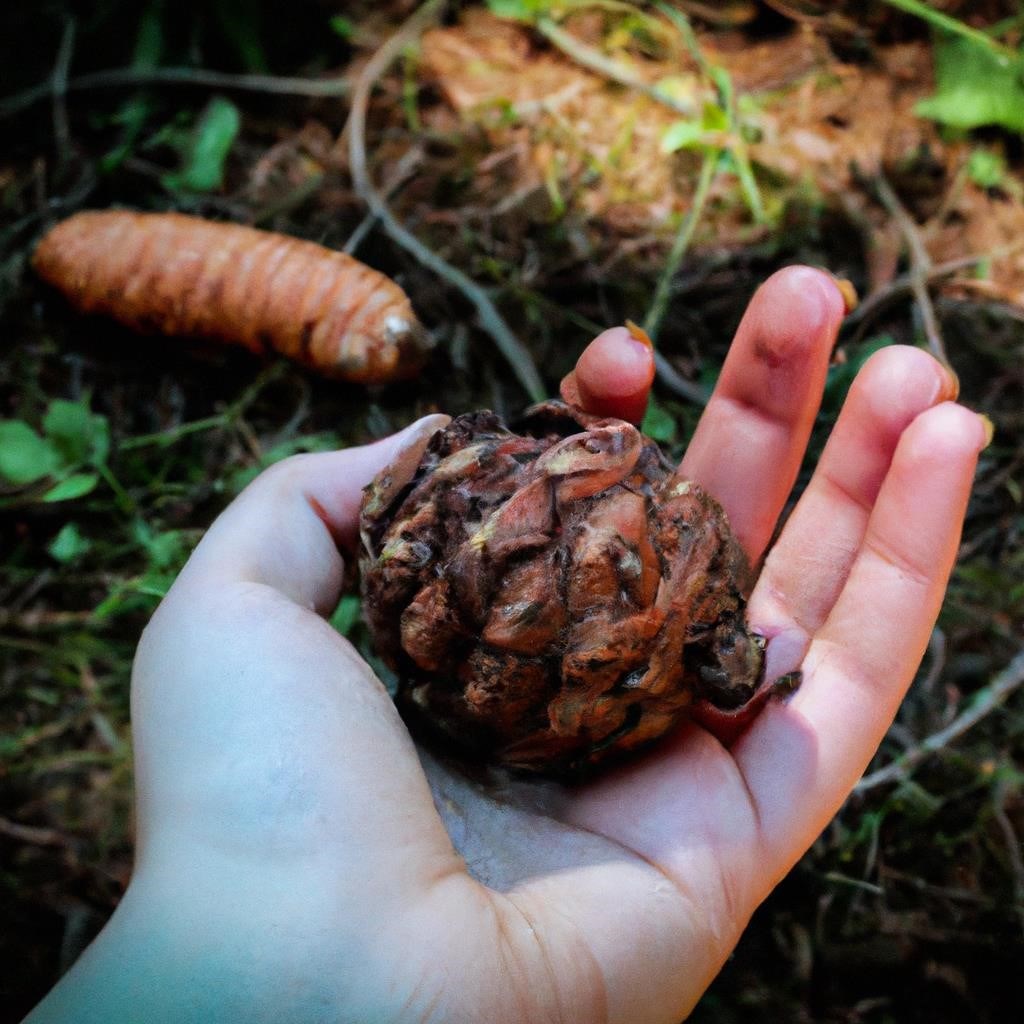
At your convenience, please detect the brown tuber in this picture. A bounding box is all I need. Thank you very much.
[32,210,432,385]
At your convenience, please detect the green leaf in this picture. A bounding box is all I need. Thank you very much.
[701,101,729,133]
[100,3,164,173]
[43,398,110,466]
[967,148,1006,188]
[915,33,1024,132]
[641,395,677,444]
[328,14,356,40]
[486,0,539,21]
[162,97,241,194]
[0,421,61,484]
[330,594,362,636]
[132,520,190,571]
[48,523,92,563]
[42,473,99,502]
[661,119,705,153]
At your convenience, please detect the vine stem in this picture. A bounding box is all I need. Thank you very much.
[642,149,718,346]
[880,0,1017,62]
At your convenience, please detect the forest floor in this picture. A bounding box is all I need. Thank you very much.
[2,2,1023,1021]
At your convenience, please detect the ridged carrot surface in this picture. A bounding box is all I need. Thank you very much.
[32,210,431,384]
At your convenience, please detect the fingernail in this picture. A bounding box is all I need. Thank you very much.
[366,413,450,512]
[940,365,960,402]
[397,413,451,449]
[978,413,995,449]
[812,266,858,313]
[624,319,654,349]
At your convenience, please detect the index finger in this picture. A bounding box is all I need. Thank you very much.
[680,266,849,559]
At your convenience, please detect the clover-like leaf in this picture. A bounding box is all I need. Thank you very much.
[0,421,61,485]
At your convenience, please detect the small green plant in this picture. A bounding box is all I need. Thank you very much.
[967,148,1007,189]
[656,3,766,226]
[0,396,110,504]
[915,32,1024,134]
[160,96,241,193]
[486,0,562,20]
[640,393,677,444]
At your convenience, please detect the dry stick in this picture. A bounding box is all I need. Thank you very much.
[347,0,545,402]
[0,816,67,848]
[992,775,1024,934]
[0,65,352,122]
[855,647,1024,794]
[344,144,425,256]
[873,174,950,367]
[844,243,1024,341]
[51,18,75,168]
[535,17,698,116]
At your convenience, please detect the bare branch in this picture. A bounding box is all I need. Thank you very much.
[346,0,545,402]
[856,648,1024,794]
[873,174,949,366]
[1,66,353,122]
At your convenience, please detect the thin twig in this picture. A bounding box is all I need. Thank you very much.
[51,18,76,168]
[856,648,1024,794]
[873,173,949,367]
[0,817,68,848]
[119,361,288,451]
[652,351,708,406]
[344,144,424,255]
[0,609,94,630]
[992,774,1024,936]
[535,16,698,116]
[0,65,353,122]
[347,0,545,402]
[844,242,1024,340]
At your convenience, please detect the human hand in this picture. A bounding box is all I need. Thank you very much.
[27,267,985,1024]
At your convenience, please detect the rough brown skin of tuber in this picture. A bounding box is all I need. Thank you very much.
[32,210,432,385]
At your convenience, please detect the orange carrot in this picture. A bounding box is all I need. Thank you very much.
[32,210,432,384]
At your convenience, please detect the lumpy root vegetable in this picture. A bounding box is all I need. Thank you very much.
[360,400,793,778]
[32,210,431,384]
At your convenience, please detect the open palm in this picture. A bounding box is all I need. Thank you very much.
[28,268,984,1024]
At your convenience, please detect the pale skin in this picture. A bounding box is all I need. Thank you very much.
[27,266,985,1024]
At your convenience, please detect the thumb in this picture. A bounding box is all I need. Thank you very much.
[178,413,450,615]
[130,413,460,899]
